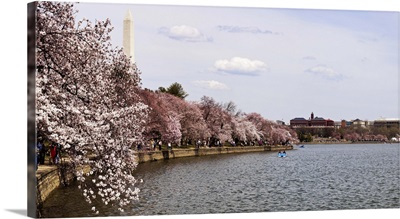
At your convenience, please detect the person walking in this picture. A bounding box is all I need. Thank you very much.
[36,140,43,167]
[39,141,46,164]
[56,143,62,164]
[50,144,57,165]
[158,141,162,151]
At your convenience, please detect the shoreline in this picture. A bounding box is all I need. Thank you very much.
[136,145,293,163]
[300,140,392,145]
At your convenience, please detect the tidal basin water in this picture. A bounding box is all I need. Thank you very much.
[41,143,399,217]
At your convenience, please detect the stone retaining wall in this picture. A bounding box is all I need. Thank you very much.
[36,163,89,212]
[136,145,292,163]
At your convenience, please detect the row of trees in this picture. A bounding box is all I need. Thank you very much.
[35,2,297,214]
[332,125,399,142]
[295,125,399,142]
[139,89,299,147]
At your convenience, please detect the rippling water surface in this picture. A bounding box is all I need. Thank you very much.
[41,143,399,217]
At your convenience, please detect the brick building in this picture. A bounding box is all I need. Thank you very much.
[290,112,334,128]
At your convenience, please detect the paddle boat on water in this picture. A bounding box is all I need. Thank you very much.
[278,151,287,158]
[299,145,305,148]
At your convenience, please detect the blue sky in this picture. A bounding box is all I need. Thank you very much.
[74,1,398,123]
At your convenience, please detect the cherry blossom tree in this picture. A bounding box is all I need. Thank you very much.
[138,89,182,144]
[273,123,299,145]
[244,112,272,142]
[36,2,148,213]
[231,116,261,145]
[268,125,297,145]
[197,96,233,145]
[331,131,342,141]
[374,134,388,142]
[161,93,210,145]
[244,112,298,145]
[344,133,361,142]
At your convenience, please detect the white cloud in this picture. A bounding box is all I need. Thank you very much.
[192,80,229,90]
[305,65,343,80]
[302,56,317,61]
[217,25,279,35]
[214,57,267,75]
[158,25,212,42]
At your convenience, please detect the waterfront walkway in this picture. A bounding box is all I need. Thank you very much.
[36,164,58,180]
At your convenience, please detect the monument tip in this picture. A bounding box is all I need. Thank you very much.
[124,9,132,20]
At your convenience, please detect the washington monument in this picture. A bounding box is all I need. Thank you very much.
[123,10,135,63]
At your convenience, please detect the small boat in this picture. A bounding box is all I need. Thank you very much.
[299,145,305,148]
[278,152,287,158]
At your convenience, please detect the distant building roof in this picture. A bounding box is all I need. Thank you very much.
[375,118,399,121]
[291,117,307,121]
